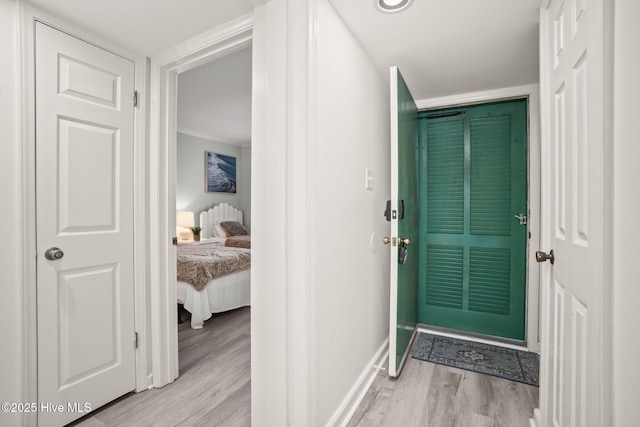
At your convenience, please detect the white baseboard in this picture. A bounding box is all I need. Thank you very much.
[326,338,389,427]
[529,408,542,427]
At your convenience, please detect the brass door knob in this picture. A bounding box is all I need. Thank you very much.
[535,250,555,265]
[383,237,410,246]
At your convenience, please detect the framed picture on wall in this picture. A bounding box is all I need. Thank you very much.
[205,151,237,193]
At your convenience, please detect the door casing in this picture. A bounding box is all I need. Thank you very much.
[416,85,541,352]
[148,13,253,387]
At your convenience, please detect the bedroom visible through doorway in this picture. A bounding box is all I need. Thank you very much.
[173,43,253,422]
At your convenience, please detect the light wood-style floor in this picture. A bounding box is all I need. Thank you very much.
[70,308,537,427]
[347,351,539,427]
[70,307,251,427]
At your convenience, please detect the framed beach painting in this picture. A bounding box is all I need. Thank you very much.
[205,151,237,193]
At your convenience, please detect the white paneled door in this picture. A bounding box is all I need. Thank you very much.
[539,1,608,426]
[35,22,136,427]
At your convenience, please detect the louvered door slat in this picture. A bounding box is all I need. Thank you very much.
[426,118,464,235]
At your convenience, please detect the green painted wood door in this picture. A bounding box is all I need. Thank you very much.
[418,99,527,340]
[389,66,419,377]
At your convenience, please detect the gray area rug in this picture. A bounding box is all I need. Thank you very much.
[412,332,539,387]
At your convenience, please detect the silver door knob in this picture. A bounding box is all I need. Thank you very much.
[45,247,64,260]
[535,250,554,264]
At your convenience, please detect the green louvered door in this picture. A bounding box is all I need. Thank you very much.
[418,99,527,340]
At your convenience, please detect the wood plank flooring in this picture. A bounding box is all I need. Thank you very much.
[70,307,251,427]
[347,351,539,427]
[69,308,537,427]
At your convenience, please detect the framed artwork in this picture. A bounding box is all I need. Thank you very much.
[205,151,237,193]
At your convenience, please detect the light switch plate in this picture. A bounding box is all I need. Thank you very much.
[365,168,374,190]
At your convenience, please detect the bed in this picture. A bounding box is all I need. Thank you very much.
[177,203,251,329]
[199,202,251,248]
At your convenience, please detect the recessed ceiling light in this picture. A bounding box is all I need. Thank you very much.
[376,0,414,13]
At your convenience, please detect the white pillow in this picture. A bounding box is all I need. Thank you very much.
[214,222,228,238]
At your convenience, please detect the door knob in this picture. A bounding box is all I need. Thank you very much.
[383,237,410,246]
[535,250,554,265]
[45,247,64,260]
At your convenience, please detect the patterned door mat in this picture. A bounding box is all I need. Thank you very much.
[412,332,539,386]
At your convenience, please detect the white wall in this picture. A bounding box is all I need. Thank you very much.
[0,1,24,426]
[176,132,251,229]
[250,0,390,423]
[239,145,252,230]
[250,2,288,424]
[315,0,391,423]
[613,0,640,424]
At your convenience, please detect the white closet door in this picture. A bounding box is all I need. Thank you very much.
[36,22,136,427]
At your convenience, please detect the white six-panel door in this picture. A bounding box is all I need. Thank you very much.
[539,0,608,426]
[35,22,136,427]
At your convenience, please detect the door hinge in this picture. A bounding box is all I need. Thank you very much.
[134,332,139,349]
[172,237,178,246]
[133,90,138,107]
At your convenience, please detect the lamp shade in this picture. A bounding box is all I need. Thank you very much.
[176,211,195,228]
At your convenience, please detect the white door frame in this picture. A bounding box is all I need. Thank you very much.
[147,13,253,387]
[148,3,319,424]
[416,84,542,352]
[20,3,149,425]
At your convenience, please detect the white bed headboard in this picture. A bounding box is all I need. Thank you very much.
[199,203,243,239]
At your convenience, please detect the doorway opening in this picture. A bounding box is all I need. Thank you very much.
[173,44,252,420]
[146,10,253,392]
